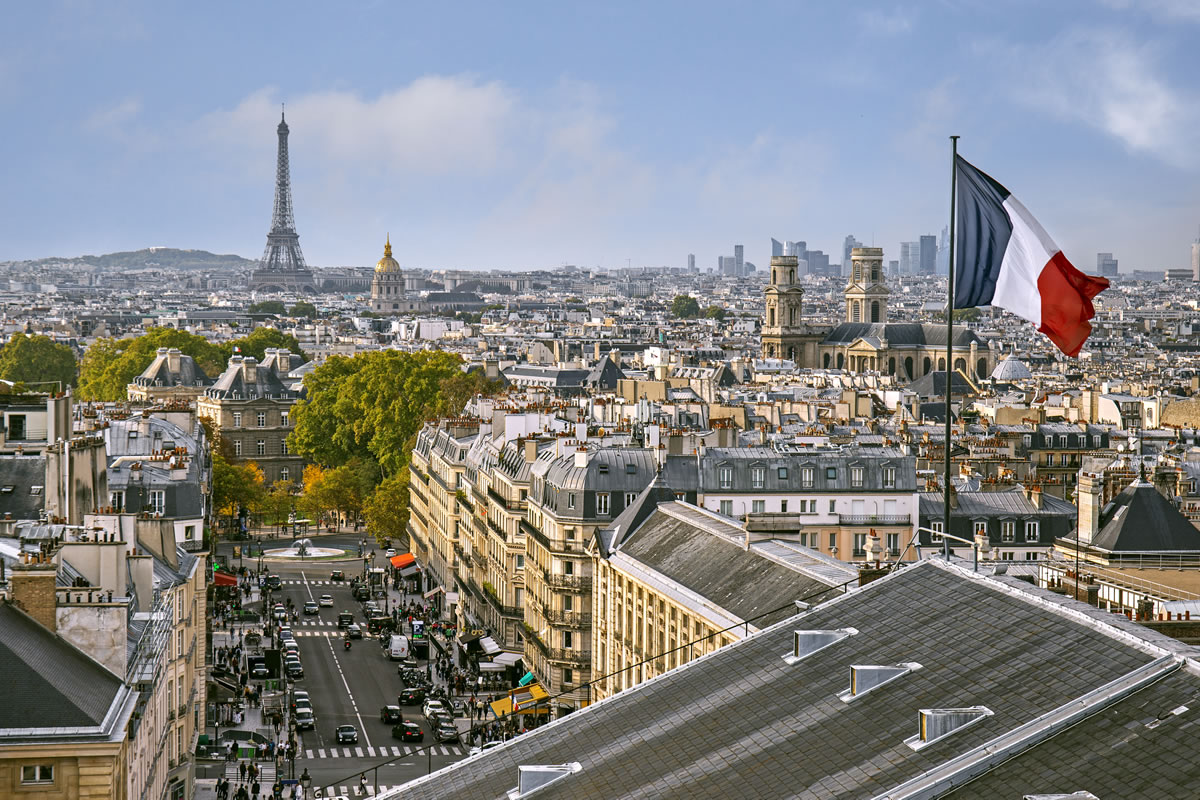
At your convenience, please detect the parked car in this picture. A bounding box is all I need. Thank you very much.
[335,725,358,744]
[392,722,423,742]
[286,662,304,679]
[398,688,426,705]
[294,709,315,730]
[385,548,396,558]
[302,601,319,615]
[449,699,468,718]
[319,594,334,607]
[291,690,310,712]
[329,570,345,581]
[434,722,460,743]
[380,705,403,724]
[422,699,447,720]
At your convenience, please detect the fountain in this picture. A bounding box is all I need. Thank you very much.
[263,537,343,560]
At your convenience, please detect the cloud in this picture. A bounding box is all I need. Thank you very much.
[858,7,913,35]
[84,97,142,135]
[989,28,1200,168]
[1099,0,1200,22]
[197,77,519,177]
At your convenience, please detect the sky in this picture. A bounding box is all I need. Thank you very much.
[2,0,1199,273]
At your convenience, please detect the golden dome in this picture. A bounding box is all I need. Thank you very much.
[375,234,402,273]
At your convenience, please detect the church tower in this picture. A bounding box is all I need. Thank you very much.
[844,246,889,324]
[369,235,406,314]
[761,255,809,361]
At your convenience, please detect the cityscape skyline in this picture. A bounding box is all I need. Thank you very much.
[2,2,1199,271]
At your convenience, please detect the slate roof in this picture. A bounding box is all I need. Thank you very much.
[384,560,1191,800]
[612,504,846,626]
[0,454,46,520]
[822,322,985,347]
[919,488,1078,519]
[0,603,126,734]
[1088,479,1200,552]
[908,369,977,399]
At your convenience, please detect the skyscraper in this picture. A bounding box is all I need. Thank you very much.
[1192,228,1200,282]
[899,241,919,275]
[771,238,784,258]
[843,235,862,277]
[687,253,696,272]
[936,226,950,275]
[1096,252,1118,277]
[919,234,937,274]
[249,110,317,293]
[734,244,744,277]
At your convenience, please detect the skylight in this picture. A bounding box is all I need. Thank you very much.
[838,662,922,703]
[905,706,994,750]
[782,627,858,666]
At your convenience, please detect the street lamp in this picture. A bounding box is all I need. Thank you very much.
[300,768,311,800]
[913,526,990,572]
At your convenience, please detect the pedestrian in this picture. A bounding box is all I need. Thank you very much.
[239,761,247,783]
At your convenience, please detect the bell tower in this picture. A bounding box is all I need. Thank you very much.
[761,255,808,361]
[844,246,888,324]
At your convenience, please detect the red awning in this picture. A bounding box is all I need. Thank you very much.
[389,553,416,569]
[212,571,238,587]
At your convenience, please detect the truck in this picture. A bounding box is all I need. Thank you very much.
[388,634,410,661]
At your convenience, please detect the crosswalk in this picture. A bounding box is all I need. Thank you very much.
[316,784,406,797]
[302,745,462,759]
[223,761,276,783]
[283,579,340,586]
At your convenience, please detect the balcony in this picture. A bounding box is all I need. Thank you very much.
[548,648,591,665]
[838,514,911,526]
[521,518,552,551]
[545,574,592,591]
[544,609,592,627]
[487,517,508,540]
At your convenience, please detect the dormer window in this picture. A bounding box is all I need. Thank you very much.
[751,466,765,489]
[719,466,733,489]
[597,463,609,475]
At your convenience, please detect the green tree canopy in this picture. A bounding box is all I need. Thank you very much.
[289,350,501,477]
[0,334,77,389]
[76,328,225,401]
[289,301,318,319]
[704,305,727,321]
[670,295,701,319]
[221,327,306,363]
[364,473,410,548]
[248,300,287,315]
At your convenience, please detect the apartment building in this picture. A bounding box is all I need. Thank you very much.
[1027,422,1112,492]
[196,349,305,485]
[127,348,211,404]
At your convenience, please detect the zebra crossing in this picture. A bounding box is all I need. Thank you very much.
[283,579,339,586]
[302,744,462,759]
[317,784,405,797]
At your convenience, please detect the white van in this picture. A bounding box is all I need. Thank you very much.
[388,634,410,661]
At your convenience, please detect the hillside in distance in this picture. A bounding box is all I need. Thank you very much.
[6,247,257,272]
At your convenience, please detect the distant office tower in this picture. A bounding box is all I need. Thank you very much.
[790,240,806,259]
[1192,228,1200,281]
[771,238,784,258]
[734,244,744,276]
[1096,252,1118,277]
[688,253,696,272]
[807,250,830,276]
[888,259,900,276]
[899,241,920,275]
[936,226,950,275]
[720,256,737,275]
[843,235,862,277]
[919,235,937,274]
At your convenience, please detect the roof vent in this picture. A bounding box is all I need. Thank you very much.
[1023,794,1099,800]
[839,662,922,702]
[782,627,858,665]
[906,706,993,750]
[507,762,583,799]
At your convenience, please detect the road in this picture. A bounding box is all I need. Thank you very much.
[229,547,470,797]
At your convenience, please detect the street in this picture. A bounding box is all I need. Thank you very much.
[205,535,472,798]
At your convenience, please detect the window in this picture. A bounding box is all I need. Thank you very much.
[280,468,289,482]
[563,668,574,684]
[777,467,788,480]
[30,485,41,496]
[625,492,637,506]
[780,500,788,513]
[596,493,610,515]
[1001,551,1014,561]
[850,467,864,488]
[256,440,266,456]
[1025,552,1040,560]
[887,532,899,554]
[930,521,944,544]
[973,521,987,538]
[752,500,765,513]
[232,412,242,428]
[1060,454,1070,466]
[565,527,576,540]
[1022,434,1032,447]
[1025,521,1040,543]
[567,493,576,509]
[21,765,53,784]
[281,411,289,427]
[801,467,814,488]
[1000,521,1015,542]
[563,595,574,611]
[883,467,896,489]
[719,466,733,489]
[751,467,765,489]
[128,430,138,439]
[110,491,125,512]
[184,525,195,540]
[233,440,242,457]
[597,463,609,475]
[1058,435,1067,448]
[515,554,524,569]
[1092,434,1101,447]
[149,490,165,515]
[625,463,637,474]
[256,412,266,427]
[828,532,837,550]
[563,631,573,649]
[281,439,289,455]
[719,500,733,516]
[829,499,836,513]
[674,492,686,501]
[826,467,837,481]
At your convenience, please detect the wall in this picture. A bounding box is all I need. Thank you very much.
[56,601,128,678]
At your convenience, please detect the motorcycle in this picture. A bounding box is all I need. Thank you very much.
[343,638,352,651]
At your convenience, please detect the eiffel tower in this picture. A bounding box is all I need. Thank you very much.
[249,109,317,293]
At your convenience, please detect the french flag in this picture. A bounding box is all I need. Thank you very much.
[954,155,1108,357]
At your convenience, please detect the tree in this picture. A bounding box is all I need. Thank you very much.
[248,300,287,315]
[261,480,298,535]
[77,328,225,401]
[364,473,410,549]
[290,301,318,319]
[0,335,77,389]
[222,327,306,362]
[211,451,265,534]
[704,305,727,321]
[670,295,700,319]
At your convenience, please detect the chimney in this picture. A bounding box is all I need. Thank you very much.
[166,347,182,374]
[574,447,588,469]
[241,356,258,385]
[1077,472,1103,545]
[274,349,291,374]
[524,438,539,464]
[574,421,587,442]
[11,556,58,632]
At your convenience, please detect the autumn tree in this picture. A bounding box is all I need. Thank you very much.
[364,473,411,549]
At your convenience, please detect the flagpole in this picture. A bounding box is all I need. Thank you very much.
[944,135,959,560]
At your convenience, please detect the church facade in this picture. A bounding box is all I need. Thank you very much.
[762,247,995,381]
[369,236,423,315]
